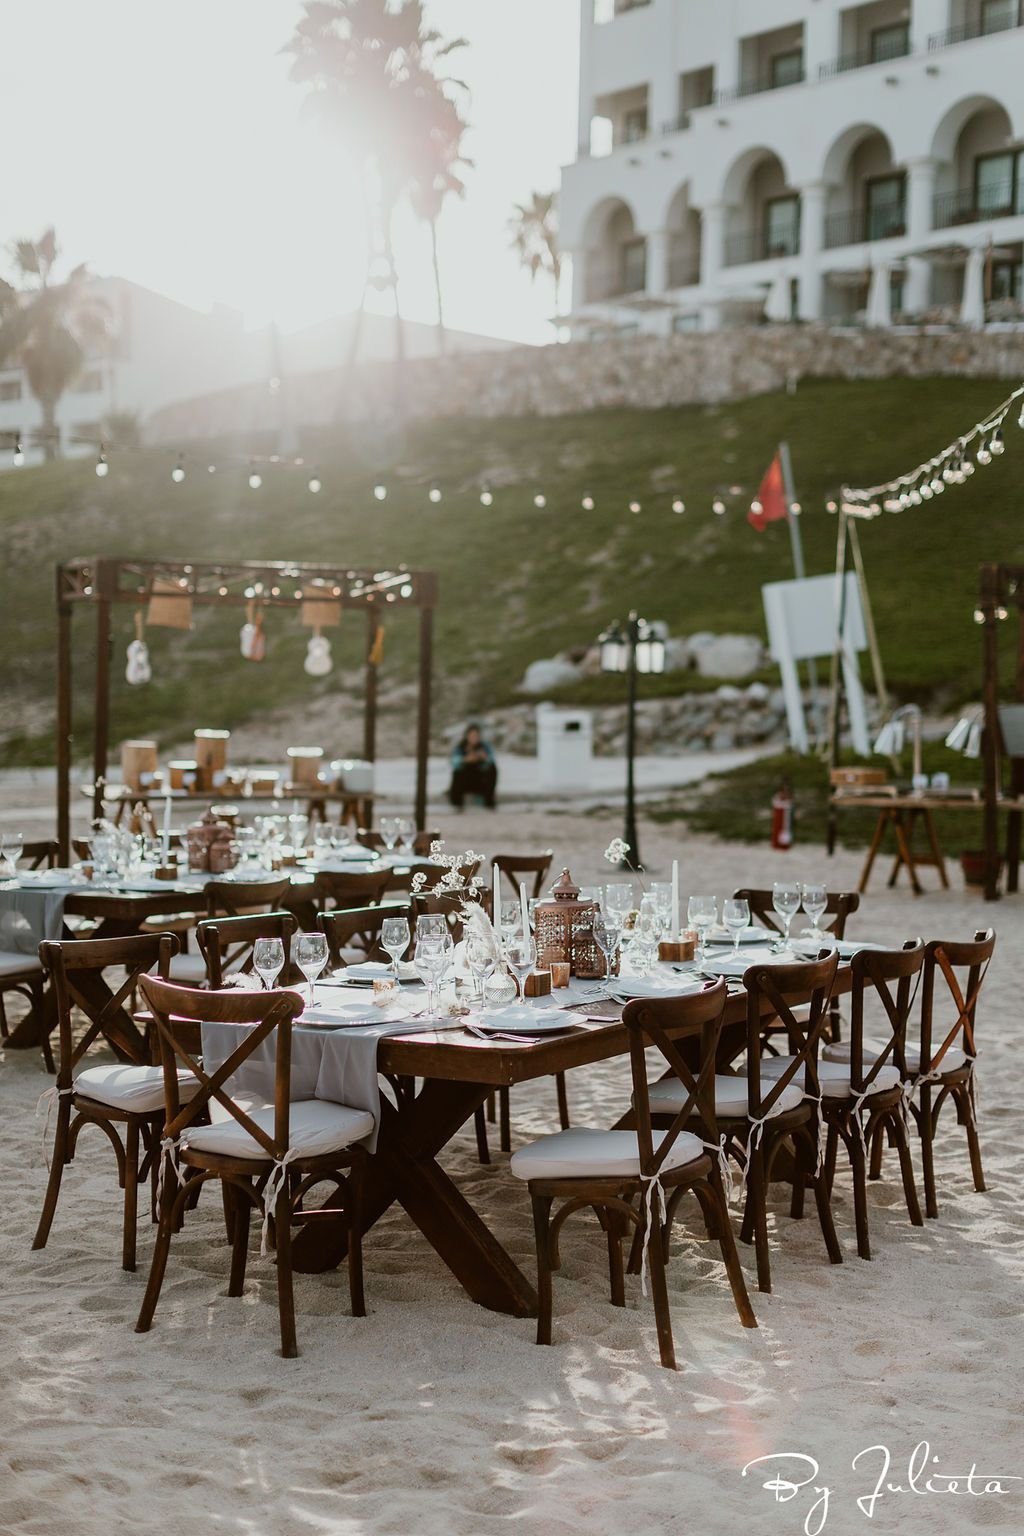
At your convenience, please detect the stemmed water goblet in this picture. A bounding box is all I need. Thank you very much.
[294,932,329,1007]
[397,816,416,852]
[414,934,449,1020]
[381,915,411,983]
[253,937,285,991]
[504,932,537,1003]
[593,912,622,981]
[772,880,802,952]
[722,898,750,955]
[801,882,828,945]
[687,895,717,967]
[379,816,400,853]
[465,933,496,1004]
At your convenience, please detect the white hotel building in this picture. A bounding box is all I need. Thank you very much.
[559,0,1024,334]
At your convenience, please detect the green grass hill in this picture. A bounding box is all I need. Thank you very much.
[1,374,1022,768]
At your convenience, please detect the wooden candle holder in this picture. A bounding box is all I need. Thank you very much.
[525,970,552,998]
[659,938,697,963]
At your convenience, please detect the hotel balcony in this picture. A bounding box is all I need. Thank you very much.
[934,184,1022,229]
[824,200,907,250]
[723,226,800,268]
[929,4,1024,50]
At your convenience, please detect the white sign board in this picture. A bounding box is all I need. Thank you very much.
[762,573,869,755]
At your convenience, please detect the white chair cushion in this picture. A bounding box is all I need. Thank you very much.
[74,1064,199,1113]
[760,1054,902,1099]
[646,1073,805,1119]
[167,952,209,983]
[904,1045,969,1076]
[510,1126,705,1183]
[182,1098,374,1161]
[0,953,43,978]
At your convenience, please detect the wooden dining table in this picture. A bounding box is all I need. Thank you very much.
[290,962,854,1318]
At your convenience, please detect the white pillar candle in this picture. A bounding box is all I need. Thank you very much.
[519,881,530,938]
[493,863,502,931]
[671,858,679,938]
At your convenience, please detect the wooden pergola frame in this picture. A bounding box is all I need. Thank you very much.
[55,555,438,863]
[978,560,1024,901]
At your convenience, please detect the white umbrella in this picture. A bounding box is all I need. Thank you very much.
[763,267,792,323]
[960,246,986,329]
[865,262,891,329]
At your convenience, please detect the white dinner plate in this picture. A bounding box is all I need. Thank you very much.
[611,975,707,1000]
[705,926,775,946]
[475,1005,577,1035]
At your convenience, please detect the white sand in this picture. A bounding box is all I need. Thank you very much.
[1,808,1022,1536]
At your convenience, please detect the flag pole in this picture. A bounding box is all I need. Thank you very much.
[779,441,823,745]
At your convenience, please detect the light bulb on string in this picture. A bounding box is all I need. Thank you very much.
[248,465,262,490]
[428,483,442,504]
[373,482,387,501]
[533,492,547,509]
[990,428,1005,455]
[308,471,322,494]
[12,436,24,467]
[479,485,493,507]
[581,494,595,511]
[825,499,838,514]
[712,497,726,515]
[207,464,216,474]
[95,445,109,478]
[790,501,802,516]
[171,456,185,484]
[628,499,641,514]
[750,498,763,517]
[671,497,685,514]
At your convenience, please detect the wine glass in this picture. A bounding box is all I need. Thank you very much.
[604,882,634,925]
[630,907,660,976]
[648,882,672,938]
[772,880,802,951]
[414,934,449,1020]
[381,915,411,981]
[722,898,750,955]
[465,933,496,1003]
[313,821,334,862]
[253,937,285,991]
[416,912,448,941]
[294,931,329,1007]
[687,895,718,966]
[801,882,828,943]
[379,816,400,852]
[500,901,520,941]
[504,933,536,1002]
[330,822,352,854]
[593,913,622,980]
[397,816,416,851]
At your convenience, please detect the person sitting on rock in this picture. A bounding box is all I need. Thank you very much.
[448,723,497,810]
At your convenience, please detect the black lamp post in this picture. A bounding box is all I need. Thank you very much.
[598,611,666,872]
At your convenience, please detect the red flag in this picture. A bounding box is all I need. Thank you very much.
[748,453,789,532]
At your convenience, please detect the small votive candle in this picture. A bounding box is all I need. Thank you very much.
[550,961,570,989]
[372,978,397,1007]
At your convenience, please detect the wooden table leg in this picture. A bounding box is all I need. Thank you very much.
[922,810,949,890]
[291,1078,539,1318]
[1006,809,1021,894]
[887,811,923,895]
[858,810,890,894]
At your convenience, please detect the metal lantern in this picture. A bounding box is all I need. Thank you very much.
[598,622,628,674]
[635,627,665,675]
[534,867,609,980]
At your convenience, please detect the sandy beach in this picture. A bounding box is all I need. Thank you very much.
[1,804,1021,1536]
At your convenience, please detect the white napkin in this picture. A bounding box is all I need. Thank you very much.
[611,974,706,999]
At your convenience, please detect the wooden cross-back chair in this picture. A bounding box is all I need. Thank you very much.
[0,953,50,1070]
[726,953,845,1292]
[22,839,59,870]
[492,852,555,903]
[733,887,860,1045]
[32,933,183,1272]
[309,869,395,916]
[884,928,995,1219]
[135,977,372,1358]
[165,876,293,985]
[317,902,411,970]
[510,979,755,1369]
[196,911,300,989]
[817,941,925,1260]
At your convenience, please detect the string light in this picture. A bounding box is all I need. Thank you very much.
[581,494,594,510]
[712,496,726,515]
[95,444,108,478]
[479,485,493,507]
[373,481,387,501]
[248,465,262,490]
[628,499,641,514]
[428,483,442,504]
[672,497,685,514]
[207,464,216,474]
[840,378,1023,515]
[12,435,24,467]
[790,501,802,516]
[750,498,763,516]
[171,456,185,484]
[307,471,322,494]
[533,492,546,508]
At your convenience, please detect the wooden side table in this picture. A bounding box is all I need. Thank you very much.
[857,804,949,896]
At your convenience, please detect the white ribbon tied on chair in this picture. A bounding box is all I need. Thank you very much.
[703,1133,735,1205]
[739,1109,776,1197]
[36,1085,74,1169]
[261,1148,300,1258]
[637,1171,667,1299]
[156,1136,186,1211]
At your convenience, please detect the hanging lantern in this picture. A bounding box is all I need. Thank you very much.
[146,575,192,630]
[533,868,610,980]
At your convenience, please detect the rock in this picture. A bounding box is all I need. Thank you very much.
[694,634,765,679]
[519,657,580,693]
[663,637,693,672]
[709,729,736,752]
[687,631,716,654]
[715,684,742,702]
[746,681,770,703]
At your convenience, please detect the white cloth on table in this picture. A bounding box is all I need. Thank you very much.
[0,887,65,957]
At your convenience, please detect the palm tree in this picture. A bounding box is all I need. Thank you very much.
[285,0,469,374]
[0,229,109,460]
[509,191,562,312]
[407,85,471,352]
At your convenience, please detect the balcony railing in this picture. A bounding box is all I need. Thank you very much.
[934,184,1020,228]
[667,250,701,288]
[714,66,805,105]
[723,227,800,267]
[824,202,906,249]
[818,38,911,78]
[929,10,1023,49]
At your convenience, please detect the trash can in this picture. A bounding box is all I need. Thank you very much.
[536,706,593,790]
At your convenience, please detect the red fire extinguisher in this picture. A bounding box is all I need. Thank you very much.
[771,780,794,850]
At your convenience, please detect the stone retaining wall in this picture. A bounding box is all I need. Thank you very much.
[146,326,1024,442]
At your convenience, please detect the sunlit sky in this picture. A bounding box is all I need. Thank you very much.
[0,1,579,344]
